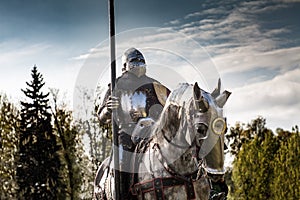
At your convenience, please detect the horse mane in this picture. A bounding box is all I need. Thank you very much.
[153,83,194,142]
[154,103,181,141]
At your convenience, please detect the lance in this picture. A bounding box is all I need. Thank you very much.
[108,0,120,199]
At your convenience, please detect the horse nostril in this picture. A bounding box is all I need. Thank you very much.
[195,123,208,139]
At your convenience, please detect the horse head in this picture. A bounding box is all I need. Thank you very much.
[194,79,231,178]
[152,80,230,174]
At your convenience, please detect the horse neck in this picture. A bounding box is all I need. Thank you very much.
[150,102,198,175]
[153,135,198,175]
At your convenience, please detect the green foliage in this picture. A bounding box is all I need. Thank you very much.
[0,94,19,199]
[17,66,63,199]
[53,108,81,199]
[232,130,276,199]
[229,117,299,200]
[226,116,266,157]
[51,88,92,199]
[50,88,106,199]
[74,87,112,198]
[271,127,300,200]
[0,68,114,199]
[77,86,112,166]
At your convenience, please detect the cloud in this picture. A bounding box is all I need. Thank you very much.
[72,27,221,92]
[0,41,52,97]
[276,0,300,3]
[238,1,288,14]
[168,19,181,25]
[184,7,228,19]
[71,0,300,130]
[0,41,51,66]
[213,46,300,74]
[168,0,299,85]
[177,0,297,53]
[72,46,109,60]
[172,0,300,129]
[0,40,83,102]
[226,68,300,129]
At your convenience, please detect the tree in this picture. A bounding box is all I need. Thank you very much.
[271,127,300,199]
[16,66,62,199]
[50,88,91,199]
[76,86,111,164]
[226,116,267,157]
[0,94,19,199]
[231,129,277,199]
[228,117,279,199]
[229,117,299,199]
[74,86,112,198]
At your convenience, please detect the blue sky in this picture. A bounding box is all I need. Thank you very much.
[0,0,300,130]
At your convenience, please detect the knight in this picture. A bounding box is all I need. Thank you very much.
[97,47,170,199]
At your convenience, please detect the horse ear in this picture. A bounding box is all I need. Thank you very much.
[216,90,231,108]
[211,78,221,98]
[193,82,201,99]
[194,82,209,112]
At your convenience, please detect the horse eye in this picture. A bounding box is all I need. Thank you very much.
[195,123,208,139]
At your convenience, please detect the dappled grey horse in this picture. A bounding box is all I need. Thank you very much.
[94,81,230,200]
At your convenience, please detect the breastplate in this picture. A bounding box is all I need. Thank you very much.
[118,90,148,124]
[114,75,165,128]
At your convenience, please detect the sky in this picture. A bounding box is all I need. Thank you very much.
[0,0,300,131]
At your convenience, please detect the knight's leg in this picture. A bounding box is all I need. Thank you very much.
[119,131,136,199]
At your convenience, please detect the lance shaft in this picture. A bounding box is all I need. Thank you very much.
[108,0,120,199]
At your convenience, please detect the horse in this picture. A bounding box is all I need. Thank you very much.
[94,81,231,200]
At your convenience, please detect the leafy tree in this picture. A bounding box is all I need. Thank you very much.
[229,117,299,199]
[271,127,300,199]
[275,127,293,143]
[72,86,112,198]
[226,116,267,157]
[231,129,277,200]
[226,122,246,156]
[0,94,19,199]
[16,66,62,199]
[50,89,90,199]
[76,87,111,164]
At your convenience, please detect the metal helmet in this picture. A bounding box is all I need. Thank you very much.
[122,48,146,77]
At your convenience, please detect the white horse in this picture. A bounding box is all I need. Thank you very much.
[94,81,230,200]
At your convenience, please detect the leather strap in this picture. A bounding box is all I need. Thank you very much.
[132,177,195,199]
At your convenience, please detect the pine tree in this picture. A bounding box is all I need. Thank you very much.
[0,94,19,199]
[16,66,62,199]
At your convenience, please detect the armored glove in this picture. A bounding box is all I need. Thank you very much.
[97,96,119,123]
[105,96,119,110]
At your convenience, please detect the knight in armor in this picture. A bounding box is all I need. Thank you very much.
[97,48,170,198]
